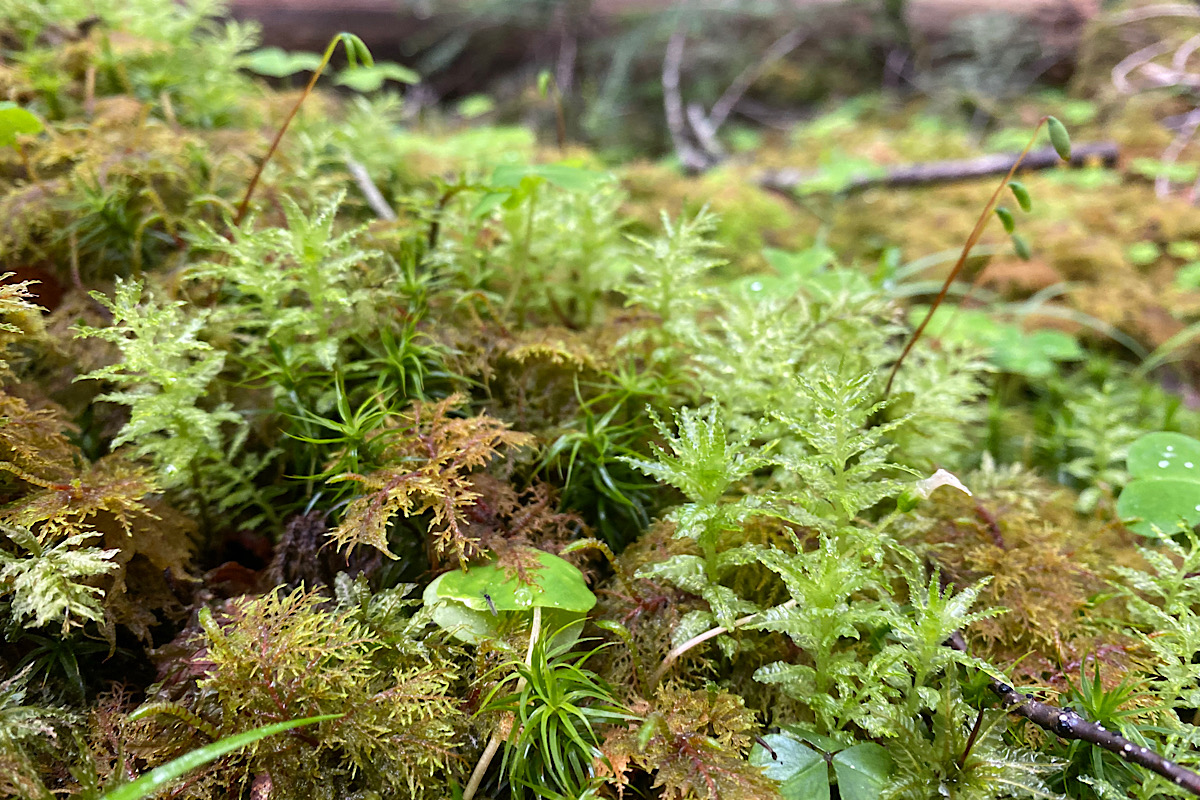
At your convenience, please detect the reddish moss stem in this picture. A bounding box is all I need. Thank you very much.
[884,117,1051,397]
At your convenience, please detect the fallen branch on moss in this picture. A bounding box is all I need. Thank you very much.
[757,141,1119,195]
[948,631,1200,796]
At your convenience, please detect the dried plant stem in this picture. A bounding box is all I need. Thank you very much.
[345,157,396,221]
[884,118,1052,396]
[650,600,796,690]
[233,33,371,229]
[232,67,324,228]
[462,606,542,800]
[948,632,1200,796]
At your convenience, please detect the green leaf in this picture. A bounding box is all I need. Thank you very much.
[1169,241,1200,260]
[1008,181,1032,212]
[334,62,418,92]
[491,163,606,193]
[537,70,553,98]
[1176,261,1200,290]
[457,94,496,119]
[100,714,340,800]
[1126,241,1161,266]
[427,550,596,613]
[1011,233,1031,261]
[750,733,830,800]
[1047,116,1071,161]
[994,206,1015,234]
[242,48,322,77]
[0,102,44,148]
[831,743,890,800]
[335,32,374,69]
[1118,432,1200,537]
[914,306,1082,378]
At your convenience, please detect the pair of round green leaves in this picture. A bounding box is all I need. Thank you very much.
[422,550,596,646]
[1118,432,1200,536]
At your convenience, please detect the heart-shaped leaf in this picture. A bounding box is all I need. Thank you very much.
[428,549,596,613]
[1118,432,1200,536]
[750,733,830,800]
[831,743,890,800]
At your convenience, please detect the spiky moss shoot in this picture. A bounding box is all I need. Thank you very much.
[894,459,1146,689]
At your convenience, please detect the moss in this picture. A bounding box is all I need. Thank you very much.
[897,459,1146,689]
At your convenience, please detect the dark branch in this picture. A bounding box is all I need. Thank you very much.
[759,142,1119,195]
[948,631,1200,796]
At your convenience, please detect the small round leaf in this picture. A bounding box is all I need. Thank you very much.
[1118,432,1200,536]
[831,744,891,800]
[0,103,44,149]
[750,733,829,800]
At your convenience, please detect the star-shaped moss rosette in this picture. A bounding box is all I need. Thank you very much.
[1118,432,1200,537]
[422,549,596,647]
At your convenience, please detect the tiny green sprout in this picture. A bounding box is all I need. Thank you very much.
[897,468,972,513]
[1047,115,1071,161]
[1011,233,1031,261]
[422,550,596,647]
[994,206,1015,234]
[537,69,553,99]
[1008,181,1032,213]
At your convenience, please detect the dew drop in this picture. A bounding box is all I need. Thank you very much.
[1168,445,1176,451]
[1188,462,1194,469]
[1160,460,1171,468]
[750,281,763,292]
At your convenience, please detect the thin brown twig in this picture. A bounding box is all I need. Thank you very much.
[707,27,806,133]
[884,119,1054,396]
[662,12,709,173]
[948,632,1200,796]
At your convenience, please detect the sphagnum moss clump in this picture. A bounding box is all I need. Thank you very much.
[6,2,1200,799]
